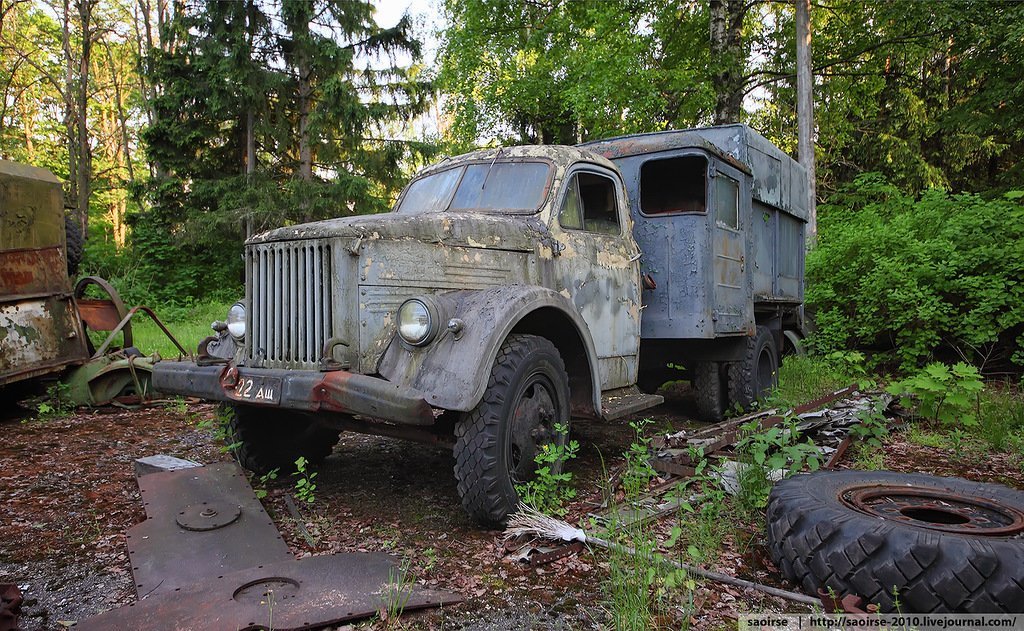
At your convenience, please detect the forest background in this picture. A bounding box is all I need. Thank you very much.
[1,0,1022,375]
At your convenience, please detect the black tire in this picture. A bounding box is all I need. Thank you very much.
[727,325,778,412]
[692,361,725,422]
[454,334,571,526]
[64,215,83,276]
[766,470,1024,613]
[227,404,341,475]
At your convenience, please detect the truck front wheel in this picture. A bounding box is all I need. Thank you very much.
[226,404,341,475]
[453,334,571,527]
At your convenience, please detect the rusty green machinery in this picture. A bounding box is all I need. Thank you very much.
[1,159,184,407]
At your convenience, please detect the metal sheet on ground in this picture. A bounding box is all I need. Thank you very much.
[127,461,293,597]
[77,553,462,631]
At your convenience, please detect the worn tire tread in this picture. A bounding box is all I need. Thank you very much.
[228,405,341,475]
[766,470,1024,613]
[453,334,568,527]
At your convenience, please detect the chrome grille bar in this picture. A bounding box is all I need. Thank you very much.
[247,241,332,368]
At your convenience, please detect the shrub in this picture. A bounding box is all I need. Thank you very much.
[807,175,1024,375]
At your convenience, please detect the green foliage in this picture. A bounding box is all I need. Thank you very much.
[886,362,985,427]
[438,0,713,146]
[736,416,821,510]
[976,387,1024,454]
[36,382,76,419]
[134,0,435,304]
[849,399,890,450]
[515,423,579,517]
[808,177,1024,374]
[666,448,730,565]
[601,423,700,630]
[254,468,279,500]
[292,456,317,504]
[622,419,657,500]
[199,406,242,459]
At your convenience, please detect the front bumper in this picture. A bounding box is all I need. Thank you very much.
[152,361,435,426]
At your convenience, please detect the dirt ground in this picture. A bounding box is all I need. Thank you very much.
[1,387,1022,630]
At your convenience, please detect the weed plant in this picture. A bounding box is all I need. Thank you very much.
[515,422,579,516]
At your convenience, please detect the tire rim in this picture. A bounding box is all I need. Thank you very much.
[755,344,775,396]
[507,372,558,484]
[841,485,1024,536]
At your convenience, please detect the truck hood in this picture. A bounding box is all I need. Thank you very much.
[249,212,553,253]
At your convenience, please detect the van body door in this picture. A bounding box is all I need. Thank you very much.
[710,163,753,335]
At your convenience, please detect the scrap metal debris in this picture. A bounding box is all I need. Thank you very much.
[77,460,461,630]
[651,386,894,489]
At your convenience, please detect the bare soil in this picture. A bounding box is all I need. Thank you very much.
[1,387,1021,630]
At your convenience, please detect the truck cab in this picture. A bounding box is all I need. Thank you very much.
[155,146,657,524]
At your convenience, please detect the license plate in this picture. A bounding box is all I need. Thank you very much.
[227,375,282,404]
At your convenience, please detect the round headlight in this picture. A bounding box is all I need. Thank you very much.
[226,301,246,340]
[398,298,437,346]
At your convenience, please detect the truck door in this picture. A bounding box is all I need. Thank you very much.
[550,165,641,390]
[711,163,752,334]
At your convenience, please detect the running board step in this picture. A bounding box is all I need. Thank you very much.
[601,386,664,421]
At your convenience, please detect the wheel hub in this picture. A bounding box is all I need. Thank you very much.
[508,380,557,482]
[840,485,1024,536]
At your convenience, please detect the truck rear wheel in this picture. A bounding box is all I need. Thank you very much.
[226,404,341,475]
[692,361,725,422]
[727,325,778,412]
[454,334,571,527]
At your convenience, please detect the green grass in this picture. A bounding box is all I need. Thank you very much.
[772,355,856,410]
[124,301,230,358]
[976,387,1024,454]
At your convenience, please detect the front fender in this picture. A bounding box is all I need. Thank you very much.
[377,285,601,414]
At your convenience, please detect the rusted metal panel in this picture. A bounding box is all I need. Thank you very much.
[0,247,70,297]
[376,285,603,414]
[82,461,462,630]
[152,361,435,425]
[127,462,294,597]
[79,553,462,631]
[0,295,88,385]
[0,159,66,251]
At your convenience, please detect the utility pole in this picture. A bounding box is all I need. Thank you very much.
[796,0,816,245]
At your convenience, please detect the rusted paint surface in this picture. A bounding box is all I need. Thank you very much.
[0,295,88,385]
[1,160,89,385]
[79,553,461,631]
[80,462,460,630]
[0,248,69,296]
[377,285,603,415]
[126,462,294,597]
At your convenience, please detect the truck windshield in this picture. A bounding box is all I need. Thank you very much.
[396,161,551,214]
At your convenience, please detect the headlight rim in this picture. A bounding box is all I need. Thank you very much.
[226,300,247,340]
[397,297,440,347]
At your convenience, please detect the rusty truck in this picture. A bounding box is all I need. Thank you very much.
[152,123,808,525]
[1,159,168,406]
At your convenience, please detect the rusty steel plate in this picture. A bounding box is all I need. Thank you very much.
[175,501,242,531]
[77,553,462,631]
[127,462,293,597]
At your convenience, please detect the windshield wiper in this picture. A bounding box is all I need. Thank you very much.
[481,147,503,191]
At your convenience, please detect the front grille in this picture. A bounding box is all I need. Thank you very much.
[248,241,332,368]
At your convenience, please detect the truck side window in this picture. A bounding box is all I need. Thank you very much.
[715,175,739,229]
[559,172,621,235]
[639,155,707,215]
